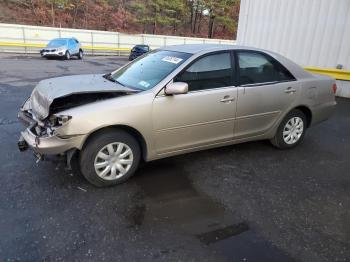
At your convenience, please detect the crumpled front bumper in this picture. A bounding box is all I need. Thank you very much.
[18,111,84,155]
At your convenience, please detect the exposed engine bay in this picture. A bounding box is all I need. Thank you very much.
[49,92,129,115]
[20,91,132,138]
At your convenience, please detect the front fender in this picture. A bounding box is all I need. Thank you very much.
[54,91,156,159]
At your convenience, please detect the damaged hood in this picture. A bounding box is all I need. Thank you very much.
[30,74,135,120]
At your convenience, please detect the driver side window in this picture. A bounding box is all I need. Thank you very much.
[175,52,233,92]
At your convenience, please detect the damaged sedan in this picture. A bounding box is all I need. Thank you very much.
[18,44,336,187]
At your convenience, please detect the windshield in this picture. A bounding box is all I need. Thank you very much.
[47,39,67,47]
[111,50,191,90]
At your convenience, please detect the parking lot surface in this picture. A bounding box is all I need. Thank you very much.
[0,54,349,262]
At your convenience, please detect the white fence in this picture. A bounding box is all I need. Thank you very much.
[0,23,236,56]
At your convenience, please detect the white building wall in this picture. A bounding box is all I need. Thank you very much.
[237,0,350,70]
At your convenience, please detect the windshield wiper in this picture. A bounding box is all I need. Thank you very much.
[103,73,129,88]
[103,73,117,83]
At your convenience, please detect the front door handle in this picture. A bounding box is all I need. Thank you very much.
[284,87,297,94]
[220,95,235,103]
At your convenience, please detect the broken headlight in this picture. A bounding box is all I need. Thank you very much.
[49,114,72,127]
[21,97,31,111]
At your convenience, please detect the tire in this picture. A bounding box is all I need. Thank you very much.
[78,50,83,59]
[270,109,307,149]
[80,129,141,187]
[65,51,71,60]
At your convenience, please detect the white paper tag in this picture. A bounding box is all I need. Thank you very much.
[162,56,183,64]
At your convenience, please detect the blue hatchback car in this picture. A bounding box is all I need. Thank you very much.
[40,38,83,60]
[129,44,150,61]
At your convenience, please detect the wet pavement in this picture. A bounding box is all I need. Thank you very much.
[0,54,349,261]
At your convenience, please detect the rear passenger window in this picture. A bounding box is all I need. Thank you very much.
[175,52,233,91]
[237,51,295,86]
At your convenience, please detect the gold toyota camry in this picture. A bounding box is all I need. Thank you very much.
[18,44,337,187]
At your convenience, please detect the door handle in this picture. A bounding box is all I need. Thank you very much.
[284,87,297,94]
[220,96,235,103]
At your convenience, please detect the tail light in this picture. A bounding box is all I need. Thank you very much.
[332,83,337,94]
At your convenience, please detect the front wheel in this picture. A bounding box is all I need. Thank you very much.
[80,129,141,187]
[65,51,71,60]
[271,109,307,149]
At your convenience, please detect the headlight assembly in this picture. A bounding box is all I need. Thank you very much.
[49,114,72,127]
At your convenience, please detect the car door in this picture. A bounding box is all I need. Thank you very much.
[152,51,238,155]
[234,50,300,139]
[68,39,78,55]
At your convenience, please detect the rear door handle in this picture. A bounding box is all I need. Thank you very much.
[284,87,296,94]
[220,96,235,103]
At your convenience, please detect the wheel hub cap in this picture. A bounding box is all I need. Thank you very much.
[94,142,133,180]
[283,117,304,145]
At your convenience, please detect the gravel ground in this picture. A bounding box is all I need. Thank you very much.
[0,54,349,262]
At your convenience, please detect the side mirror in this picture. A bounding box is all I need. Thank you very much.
[165,82,188,95]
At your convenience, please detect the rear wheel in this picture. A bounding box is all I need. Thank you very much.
[271,109,306,149]
[80,130,141,187]
[78,50,83,59]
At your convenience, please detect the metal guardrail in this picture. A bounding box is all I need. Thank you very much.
[0,41,131,52]
[1,41,349,81]
[304,67,350,81]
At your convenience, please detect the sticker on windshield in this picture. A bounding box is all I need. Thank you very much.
[162,56,183,64]
[138,80,150,88]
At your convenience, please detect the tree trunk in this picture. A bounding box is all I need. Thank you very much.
[51,1,55,26]
[84,2,88,29]
[197,11,202,33]
[153,19,157,34]
[190,2,193,25]
[152,5,157,34]
[192,5,198,34]
[72,4,78,28]
[208,16,215,38]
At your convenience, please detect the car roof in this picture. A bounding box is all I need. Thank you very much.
[51,37,76,41]
[159,44,256,54]
[159,44,312,80]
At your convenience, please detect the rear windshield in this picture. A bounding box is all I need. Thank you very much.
[134,45,149,51]
[111,50,191,91]
[47,39,67,47]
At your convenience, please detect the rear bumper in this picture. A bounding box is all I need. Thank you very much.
[310,100,337,126]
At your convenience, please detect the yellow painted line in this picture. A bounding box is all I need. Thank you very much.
[83,45,130,51]
[0,41,130,52]
[0,42,45,48]
[304,67,350,81]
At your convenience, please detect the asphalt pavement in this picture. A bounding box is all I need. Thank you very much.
[0,54,349,262]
